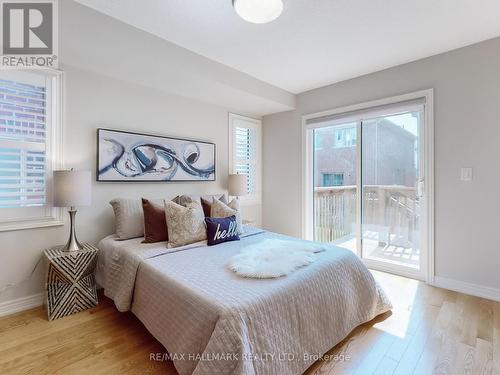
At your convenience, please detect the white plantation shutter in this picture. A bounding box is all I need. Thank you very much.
[0,70,62,230]
[234,126,257,194]
[0,145,46,207]
[229,114,261,200]
[0,76,47,207]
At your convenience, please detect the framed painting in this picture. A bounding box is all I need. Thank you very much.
[97,128,216,182]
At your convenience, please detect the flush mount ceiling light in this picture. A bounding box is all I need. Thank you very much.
[233,0,284,24]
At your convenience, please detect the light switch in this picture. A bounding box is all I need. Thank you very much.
[461,167,473,181]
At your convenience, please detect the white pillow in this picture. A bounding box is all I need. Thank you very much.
[211,198,243,234]
[109,198,144,240]
[165,199,207,248]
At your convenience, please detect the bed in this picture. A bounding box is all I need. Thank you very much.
[97,228,391,375]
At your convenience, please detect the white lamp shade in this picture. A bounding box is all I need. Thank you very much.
[228,174,248,197]
[53,170,91,207]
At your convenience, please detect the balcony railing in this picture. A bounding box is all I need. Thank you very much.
[314,185,419,246]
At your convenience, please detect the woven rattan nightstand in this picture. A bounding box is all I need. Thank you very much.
[44,244,98,321]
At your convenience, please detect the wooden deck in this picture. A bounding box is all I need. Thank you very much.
[332,234,420,269]
[0,271,498,375]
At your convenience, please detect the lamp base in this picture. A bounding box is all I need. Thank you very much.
[62,209,83,252]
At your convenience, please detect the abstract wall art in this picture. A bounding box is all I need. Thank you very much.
[97,128,216,182]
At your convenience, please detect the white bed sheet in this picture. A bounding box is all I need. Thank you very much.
[97,230,391,375]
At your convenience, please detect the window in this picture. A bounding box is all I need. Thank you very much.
[229,113,261,202]
[334,127,356,148]
[304,90,433,281]
[314,134,322,149]
[0,70,62,231]
[322,173,344,187]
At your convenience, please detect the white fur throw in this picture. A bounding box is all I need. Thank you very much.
[227,239,325,278]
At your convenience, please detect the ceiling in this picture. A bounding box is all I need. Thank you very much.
[75,0,500,94]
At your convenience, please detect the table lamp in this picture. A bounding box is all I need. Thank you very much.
[228,174,247,200]
[53,169,91,251]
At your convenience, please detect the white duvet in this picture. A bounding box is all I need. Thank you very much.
[98,230,392,375]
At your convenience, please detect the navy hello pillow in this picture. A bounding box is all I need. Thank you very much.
[205,215,240,246]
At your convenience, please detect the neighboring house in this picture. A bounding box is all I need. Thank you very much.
[314,119,417,187]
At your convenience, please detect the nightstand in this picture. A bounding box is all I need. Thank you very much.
[44,244,98,321]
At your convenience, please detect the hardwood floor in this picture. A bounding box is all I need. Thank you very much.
[0,271,498,375]
[306,271,499,375]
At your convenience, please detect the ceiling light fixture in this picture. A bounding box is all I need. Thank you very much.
[233,0,284,24]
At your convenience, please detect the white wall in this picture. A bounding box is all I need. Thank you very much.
[263,37,500,292]
[0,64,262,305]
[0,0,276,307]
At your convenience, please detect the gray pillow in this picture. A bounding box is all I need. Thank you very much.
[165,199,207,248]
[211,198,243,234]
[200,194,228,217]
[109,198,144,240]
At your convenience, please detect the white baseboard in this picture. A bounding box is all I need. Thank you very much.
[0,293,44,318]
[433,276,500,302]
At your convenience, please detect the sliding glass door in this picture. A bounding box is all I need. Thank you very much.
[313,122,358,251]
[309,100,427,279]
[361,111,422,272]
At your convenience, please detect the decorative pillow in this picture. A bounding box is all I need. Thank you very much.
[165,199,207,248]
[201,195,228,217]
[211,198,243,234]
[141,198,168,243]
[174,194,201,207]
[109,198,144,240]
[205,215,240,246]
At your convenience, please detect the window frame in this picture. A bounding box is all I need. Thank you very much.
[302,89,434,284]
[0,69,64,232]
[228,113,262,205]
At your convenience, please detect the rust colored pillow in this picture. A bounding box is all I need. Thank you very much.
[141,198,168,243]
